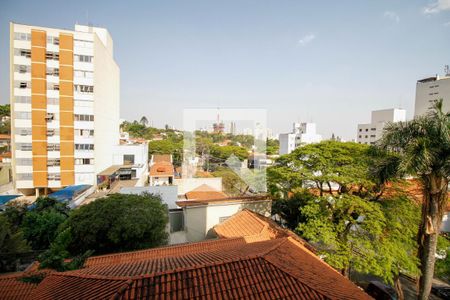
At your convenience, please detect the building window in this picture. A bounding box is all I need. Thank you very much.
[16,128,32,136]
[74,85,94,94]
[358,135,362,138]
[47,159,60,167]
[47,173,61,181]
[123,155,135,165]
[47,144,60,151]
[365,135,368,138]
[75,158,94,165]
[46,36,59,45]
[75,114,94,121]
[45,52,59,61]
[17,143,32,151]
[17,173,33,180]
[15,96,31,104]
[75,144,94,150]
[370,135,376,138]
[15,112,31,120]
[75,129,94,136]
[47,98,59,105]
[75,55,93,63]
[359,129,362,132]
[14,65,30,74]
[74,70,94,79]
[14,32,31,41]
[371,128,376,131]
[16,158,32,166]
[14,49,31,58]
[365,129,368,132]
[46,67,59,76]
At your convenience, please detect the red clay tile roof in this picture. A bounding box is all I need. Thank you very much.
[213,209,315,252]
[3,212,372,299]
[149,161,174,177]
[27,237,371,299]
[0,271,44,300]
[184,184,228,201]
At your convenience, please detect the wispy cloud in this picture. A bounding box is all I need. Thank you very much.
[444,21,450,26]
[383,11,400,23]
[297,34,316,47]
[423,0,450,14]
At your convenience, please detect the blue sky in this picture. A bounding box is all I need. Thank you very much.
[1,0,449,140]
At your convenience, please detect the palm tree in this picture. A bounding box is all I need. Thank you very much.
[379,99,449,300]
[140,116,149,127]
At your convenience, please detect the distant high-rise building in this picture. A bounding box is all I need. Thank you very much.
[229,121,236,135]
[415,72,450,116]
[212,111,224,133]
[356,108,406,145]
[10,22,120,195]
[279,122,322,155]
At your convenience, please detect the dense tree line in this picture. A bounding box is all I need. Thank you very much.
[0,194,168,273]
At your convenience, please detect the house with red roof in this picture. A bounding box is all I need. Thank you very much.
[0,209,372,299]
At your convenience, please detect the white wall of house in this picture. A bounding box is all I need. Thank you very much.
[357,108,406,145]
[183,200,272,242]
[112,143,148,182]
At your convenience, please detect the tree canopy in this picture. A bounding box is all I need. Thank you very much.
[268,141,420,295]
[62,193,169,255]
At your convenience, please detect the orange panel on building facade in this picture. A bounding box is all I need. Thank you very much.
[60,141,74,156]
[31,29,48,188]
[31,63,46,78]
[59,97,74,111]
[60,127,74,140]
[59,50,73,66]
[59,82,73,96]
[59,111,74,126]
[59,34,73,50]
[31,95,46,110]
[30,47,45,62]
[31,110,47,127]
[32,157,47,172]
[59,65,73,79]
[32,141,47,156]
[31,30,46,47]
[31,78,46,93]
[33,172,47,187]
[60,157,74,170]
[61,171,75,186]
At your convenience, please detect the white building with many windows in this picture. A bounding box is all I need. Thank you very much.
[356,108,406,145]
[10,22,120,195]
[415,73,450,116]
[279,122,322,155]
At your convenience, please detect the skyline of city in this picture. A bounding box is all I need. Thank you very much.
[1,0,449,140]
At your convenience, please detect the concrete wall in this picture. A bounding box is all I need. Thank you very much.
[113,143,148,180]
[415,76,450,116]
[93,33,120,176]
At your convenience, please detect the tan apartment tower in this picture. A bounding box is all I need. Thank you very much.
[10,23,120,196]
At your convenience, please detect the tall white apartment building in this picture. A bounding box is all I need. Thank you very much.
[357,108,406,145]
[415,74,450,116]
[279,122,322,155]
[10,22,120,195]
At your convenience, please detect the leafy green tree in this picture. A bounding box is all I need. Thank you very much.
[379,99,450,300]
[434,235,449,282]
[0,214,30,272]
[140,116,149,127]
[211,166,248,196]
[21,197,69,250]
[209,145,248,162]
[62,193,168,255]
[271,189,314,230]
[38,228,93,272]
[0,104,10,117]
[266,138,279,155]
[149,139,183,167]
[268,141,420,298]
